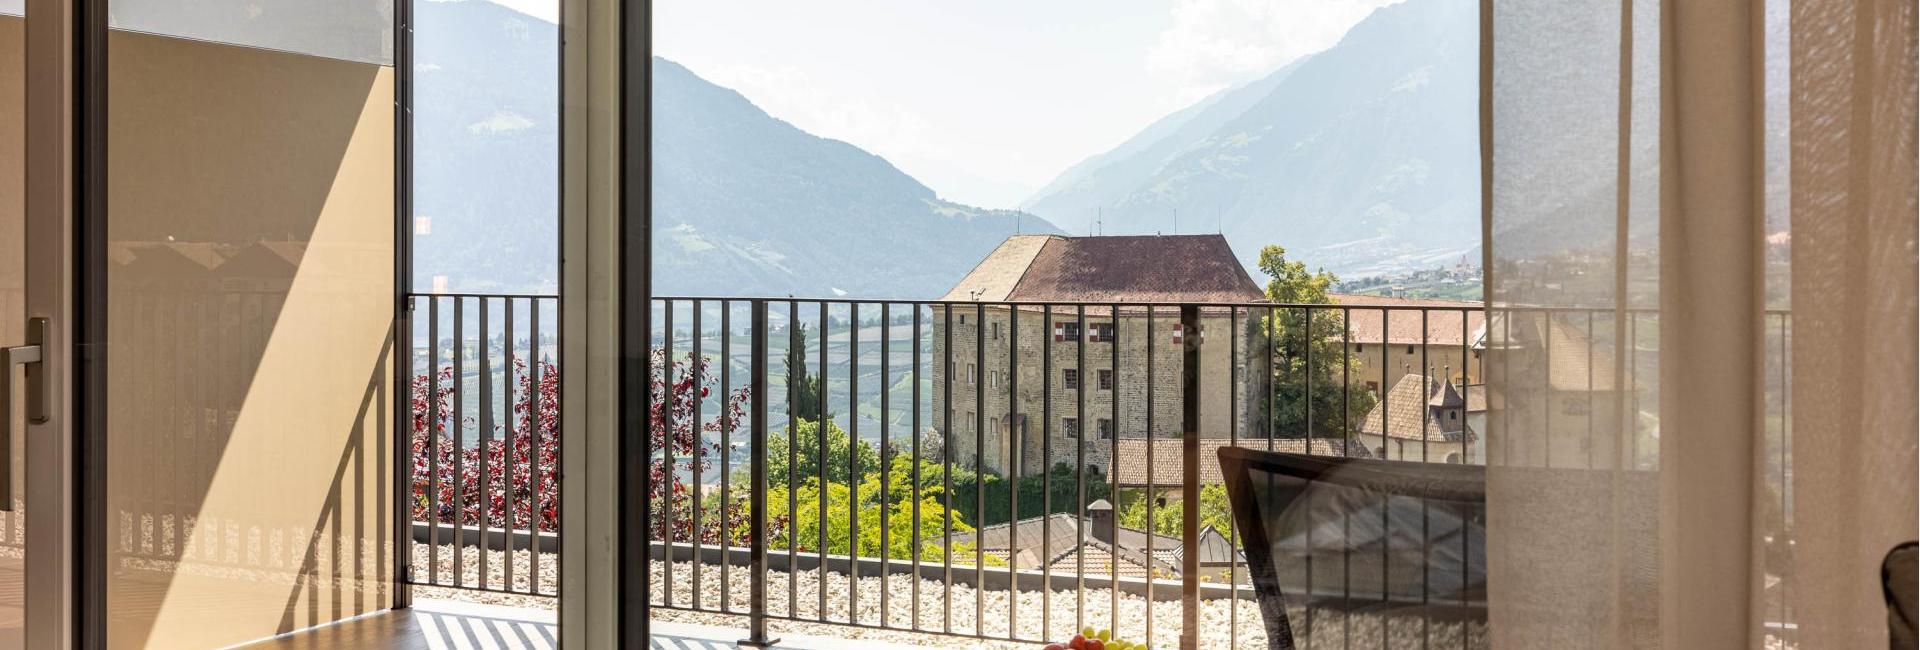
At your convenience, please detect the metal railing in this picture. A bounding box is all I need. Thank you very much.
[399,292,1799,648]
[405,292,560,597]
[642,296,1510,650]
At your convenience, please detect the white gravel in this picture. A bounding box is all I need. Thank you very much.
[412,545,1498,649]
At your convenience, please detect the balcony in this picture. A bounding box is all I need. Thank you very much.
[392,294,1804,649]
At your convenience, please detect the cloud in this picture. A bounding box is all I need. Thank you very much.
[1148,0,1404,105]
[487,0,557,24]
[467,110,535,135]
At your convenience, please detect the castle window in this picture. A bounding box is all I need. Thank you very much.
[1063,368,1080,389]
[1063,417,1080,438]
[1097,369,1114,390]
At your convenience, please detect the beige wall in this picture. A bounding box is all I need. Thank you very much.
[931,306,1259,477]
[1343,342,1481,391]
[105,30,395,649]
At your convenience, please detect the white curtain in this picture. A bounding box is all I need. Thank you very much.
[1484,0,1916,647]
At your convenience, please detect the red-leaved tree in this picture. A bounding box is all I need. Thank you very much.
[411,349,772,545]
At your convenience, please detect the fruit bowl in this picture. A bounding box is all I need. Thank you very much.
[1042,627,1144,650]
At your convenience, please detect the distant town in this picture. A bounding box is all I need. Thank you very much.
[1331,257,1483,301]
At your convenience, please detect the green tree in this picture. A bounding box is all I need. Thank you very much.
[871,456,1111,529]
[1259,245,1377,439]
[767,478,980,559]
[1116,485,1235,538]
[786,323,828,422]
[760,418,881,487]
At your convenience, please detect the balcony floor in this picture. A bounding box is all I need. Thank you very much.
[244,598,927,650]
[240,599,556,650]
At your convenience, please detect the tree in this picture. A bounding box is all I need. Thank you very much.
[411,348,764,546]
[767,477,981,562]
[869,456,1113,530]
[411,358,563,533]
[1117,485,1234,538]
[1259,244,1377,439]
[760,418,882,487]
[786,322,828,421]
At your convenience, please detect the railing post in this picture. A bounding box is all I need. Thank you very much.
[741,300,779,648]
[1179,303,1201,650]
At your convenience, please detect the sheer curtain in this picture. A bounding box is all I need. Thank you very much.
[1485,0,1915,647]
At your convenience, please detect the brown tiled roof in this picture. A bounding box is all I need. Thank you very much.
[953,513,1187,572]
[1466,384,1493,412]
[1357,374,1477,443]
[1109,437,1370,486]
[1045,541,1162,579]
[941,234,1266,303]
[939,235,1052,302]
[1330,294,1485,346]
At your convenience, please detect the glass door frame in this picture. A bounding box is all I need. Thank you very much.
[63,0,412,644]
[7,0,89,648]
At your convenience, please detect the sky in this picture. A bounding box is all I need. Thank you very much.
[651,0,1402,211]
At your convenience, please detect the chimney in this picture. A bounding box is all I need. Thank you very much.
[1087,499,1115,544]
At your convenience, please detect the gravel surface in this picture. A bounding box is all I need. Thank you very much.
[412,545,1497,649]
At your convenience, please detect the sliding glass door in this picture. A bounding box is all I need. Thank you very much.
[97,3,401,647]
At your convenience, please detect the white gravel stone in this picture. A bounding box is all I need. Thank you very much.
[411,547,1512,648]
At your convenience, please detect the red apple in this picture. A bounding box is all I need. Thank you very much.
[1044,645,1067,650]
[1084,639,1105,650]
[1069,634,1089,649]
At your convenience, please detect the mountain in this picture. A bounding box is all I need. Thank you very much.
[413,0,1053,299]
[649,58,1055,298]
[1021,0,1479,279]
[412,0,560,294]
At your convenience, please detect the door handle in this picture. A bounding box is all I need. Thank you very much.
[1,318,47,512]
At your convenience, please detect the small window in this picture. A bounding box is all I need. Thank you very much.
[1448,410,1458,421]
[1097,369,1114,390]
[1406,344,1415,354]
[1063,417,1080,438]
[989,370,999,388]
[1097,419,1113,439]
[992,322,1002,340]
[1063,368,1080,389]
[1089,322,1115,342]
[959,313,968,325]
[1356,343,1366,353]
[1365,381,1379,392]
[968,364,977,385]
[1059,322,1083,340]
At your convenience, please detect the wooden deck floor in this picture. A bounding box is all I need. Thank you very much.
[239,600,557,650]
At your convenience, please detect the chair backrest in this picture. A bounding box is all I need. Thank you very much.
[1218,447,1488,650]
[1886,541,1917,650]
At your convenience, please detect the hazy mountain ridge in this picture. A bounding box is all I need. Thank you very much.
[1023,0,1480,278]
[413,0,1054,298]
[649,57,1059,298]
[412,0,561,294]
